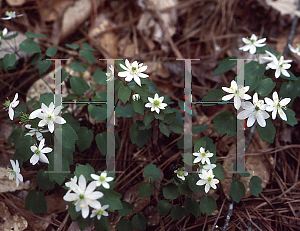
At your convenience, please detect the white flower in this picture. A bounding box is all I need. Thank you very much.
[30,138,52,165]
[29,102,66,133]
[264,51,292,78]
[193,147,214,165]
[90,203,109,220]
[264,91,290,121]
[106,65,114,82]
[132,93,140,101]
[91,170,114,189]
[174,167,188,180]
[145,93,168,114]
[197,163,216,174]
[118,59,149,86]
[196,169,219,193]
[7,160,23,187]
[288,44,300,56]
[237,93,270,127]
[3,93,19,120]
[222,80,251,110]
[25,124,49,141]
[239,34,266,54]
[1,11,23,20]
[65,176,78,194]
[63,175,103,219]
[0,28,8,40]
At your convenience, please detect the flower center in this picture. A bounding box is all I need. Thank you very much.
[153,100,160,106]
[251,39,255,44]
[277,103,281,108]
[177,170,184,176]
[47,114,52,119]
[255,105,260,111]
[34,149,40,155]
[11,170,16,175]
[201,152,206,157]
[79,194,85,199]
[4,101,10,107]
[235,89,239,95]
[132,67,136,71]
[100,176,106,182]
[207,177,212,182]
[97,210,104,215]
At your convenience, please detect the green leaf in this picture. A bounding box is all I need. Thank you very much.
[70,76,90,95]
[170,122,183,134]
[256,45,278,55]
[47,152,70,185]
[79,49,95,63]
[279,81,298,100]
[144,112,154,126]
[70,62,86,72]
[115,219,133,231]
[255,78,276,97]
[66,44,79,50]
[159,122,171,137]
[82,42,96,51]
[62,113,80,132]
[156,200,172,216]
[257,118,276,143]
[118,201,133,216]
[280,70,298,80]
[38,60,51,75]
[46,46,58,57]
[249,176,263,197]
[94,69,107,85]
[94,216,111,231]
[144,163,160,181]
[25,31,45,38]
[74,164,95,182]
[184,197,201,218]
[14,136,36,163]
[192,125,208,133]
[95,132,107,156]
[188,175,205,194]
[138,182,154,197]
[75,216,93,231]
[244,61,265,91]
[68,203,80,220]
[99,188,123,212]
[170,206,187,220]
[3,32,18,40]
[132,212,148,230]
[200,196,217,215]
[178,178,193,195]
[118,85,131,103]
[115,104,135,117]
[164,112,176,124]
[214,163,224,180]
[24,190,47,215]
[181,152,194,166]
[232,161,250,177]
[153,111,165,120]
[56,123,78,151]
[31,53,42,65]
[213,56,237,75]
[135,84,149,96]
[75,127,94,152]
[230,178,245,203]
[201,89,225,106]
[3,53,16,69]
[36,169,54,191]
[131,98,144,115]
[19,39,41,54]
[91,106,107,122]
[130,122,152,148]
[285,108,298,126]
[40,93,54,107]
[163,184,180,199]
[213,111,236,137]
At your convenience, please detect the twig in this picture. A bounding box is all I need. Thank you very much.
[283,0,300,56]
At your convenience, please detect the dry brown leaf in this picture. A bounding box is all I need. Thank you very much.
[89,14,118,59]
[144,62,170,78]
[137,0,178,53]
[0,167,29,193]
[221,131,270,199]
[5,0,26,6]
[143,205,160,226]
[0,201,28,231]
[265,0,297,17]
[67,222,92,231]
[39,0,72,22]
[51,0,101,44]
[46,192,69,214]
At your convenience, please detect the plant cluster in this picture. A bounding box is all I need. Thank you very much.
[1,11,299,230]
